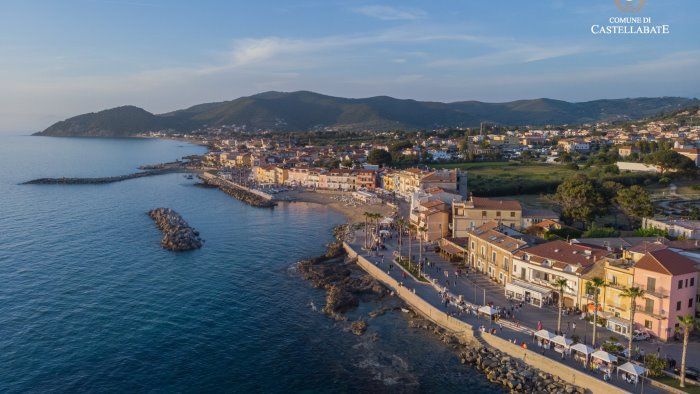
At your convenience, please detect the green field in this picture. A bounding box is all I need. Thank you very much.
[431,161,658,197]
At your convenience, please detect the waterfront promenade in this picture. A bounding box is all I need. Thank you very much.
[346,227,675,394]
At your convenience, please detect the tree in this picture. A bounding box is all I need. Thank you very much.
[616,185,654,226]
[552,175,606,226]
[554,278,570,335]
[367,149,392,165]
[586,277,606,347]
[417,225,428,274]
[677,314,699,388]
[644,150,695,174]
[620,286,645,361]
[396,218,405,258]
[407,223,416,270]
[363,211,371,249]
[644,354,668,377]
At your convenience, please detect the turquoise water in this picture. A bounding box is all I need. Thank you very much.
[0,136,501,393]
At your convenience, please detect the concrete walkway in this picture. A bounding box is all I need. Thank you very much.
[349,227,677,394]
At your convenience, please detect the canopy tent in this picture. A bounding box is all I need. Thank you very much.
[618,362,645,377]
[478,306,497,316]
[380,217,394,225]
[591,350,618,364]
[551,335,573,348]
[534,329,556,341]
[570,343,594,356]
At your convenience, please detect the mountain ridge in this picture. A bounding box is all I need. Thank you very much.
[35,91,699,137]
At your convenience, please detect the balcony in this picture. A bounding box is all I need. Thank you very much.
[635,305,667,320]
[605,282,626,291]
[638,285,669,299]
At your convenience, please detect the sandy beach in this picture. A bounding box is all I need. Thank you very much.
[277,190,397,224]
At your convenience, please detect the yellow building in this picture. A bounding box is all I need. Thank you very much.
[413,200,450,242]
[452,196,522,237]
[466,221,527,285]
[253,165,285,185]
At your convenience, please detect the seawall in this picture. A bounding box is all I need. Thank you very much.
[199,173,275,207]
[344,242,631,394]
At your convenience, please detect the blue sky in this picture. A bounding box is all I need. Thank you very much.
[1,0,699,132]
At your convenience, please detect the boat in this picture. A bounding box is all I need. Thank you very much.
[401,308,410,313]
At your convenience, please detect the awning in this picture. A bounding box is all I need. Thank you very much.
[618,362,645,377]
[591,350,617,364]
[534,329,556,341]
[441,243,466,256]
[506,280,553,298]
[551,335,573,348]
[605,316,630,327]
[478,305,497,316]
[380,217,393,225]
[570,343,594,356]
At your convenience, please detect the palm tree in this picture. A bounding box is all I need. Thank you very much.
[620,286,645,361]
[407,223,416,270]
[586,277,606,347]
[417,225,428,275]
[363,211,371,249]
[554,278,570,335]
[395,218,405,259]
[677,314,699,388]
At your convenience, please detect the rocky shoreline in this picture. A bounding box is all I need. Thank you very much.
[297,225,387,321]
[199,175,276,208]
[22,168,183,185]
[300,225,585,394]
[148,208,203,251]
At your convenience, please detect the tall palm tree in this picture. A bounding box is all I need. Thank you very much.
[677,314,699,388]
[363,211,371,249]
[554,278,570,335]
[407,223,416,270]
[417,225,428,275]
[395,218,405,259]
[620,286,645,361]
[586,277,606,347]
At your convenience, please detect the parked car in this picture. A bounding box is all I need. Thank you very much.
[674,366,700,381]
[632,330,650,341]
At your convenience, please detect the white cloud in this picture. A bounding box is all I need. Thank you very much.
[353,5,426,21]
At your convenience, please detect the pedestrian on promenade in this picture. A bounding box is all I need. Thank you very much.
[572,322,576,332]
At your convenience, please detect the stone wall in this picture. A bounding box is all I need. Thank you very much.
[345,242,631,394]
[200,172,274,200]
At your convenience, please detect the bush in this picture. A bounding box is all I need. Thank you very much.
[644,354,668,377]
[582,225,619,238]
[634,227,669,237]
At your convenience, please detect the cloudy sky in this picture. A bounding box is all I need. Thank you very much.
[1,0,698,133]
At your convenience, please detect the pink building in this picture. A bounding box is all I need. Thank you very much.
[633,250,698,341]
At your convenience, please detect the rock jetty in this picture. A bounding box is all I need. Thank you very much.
[148,208,203,251]
[199,175,276,208]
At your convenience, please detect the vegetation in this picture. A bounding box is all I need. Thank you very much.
[677,314,699,388]
[644,354,669,378]
[652,375,700,394]
[644,149,696,174]
[367,149,392,165]
[634,227,670,237]
[620,286,645,360]
[395,257,429,283]
[36,92,699,136]
[552,175,606,226]
[615,185,654,225]
[581,225,619,238]
[586,277,606,347]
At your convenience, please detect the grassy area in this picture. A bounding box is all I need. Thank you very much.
[432,161,658,197]
[652,375,700,394]
[395,257,429,283]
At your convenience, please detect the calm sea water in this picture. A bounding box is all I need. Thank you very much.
[0,136,501,393]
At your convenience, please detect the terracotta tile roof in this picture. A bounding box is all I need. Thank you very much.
[635,249,699,276]
[515,240,609,272]
[471,197,521,211]
[629,242,669,254]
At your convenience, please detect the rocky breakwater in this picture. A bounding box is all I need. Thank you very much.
[460,347,584,394]
[199,175,275,208]
[148,208,203,251]
[298,225,387,324]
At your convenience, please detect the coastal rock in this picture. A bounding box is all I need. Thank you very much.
[199,175,275,208]
[148,208,203,251]
[351,319,368,336]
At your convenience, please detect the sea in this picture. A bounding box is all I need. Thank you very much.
[0,135,502,393]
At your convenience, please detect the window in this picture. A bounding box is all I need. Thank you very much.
[692,278,695,287]
[471,241,475,251]
[679,280,683,289]
[644,320,653,329]
[503,257,509,271]
[647,277,656,293]
[492,252,496,263]
[510,212,515,217]
[480,246,485,257]
[513,265,517,273]
[496,211,501,217]
[481,211,487,217]
[644,298,654,313]
[676,301,682,311]
[690,298,694,308]
[685,279,689,287]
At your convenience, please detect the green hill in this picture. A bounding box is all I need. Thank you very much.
[35,91,699,137]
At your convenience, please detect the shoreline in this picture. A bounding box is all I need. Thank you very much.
[276,189,396,224]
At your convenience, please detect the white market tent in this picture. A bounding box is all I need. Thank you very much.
[534,329,556,342]
[570,343,594,356]
[617,362,645,384]
[478,305,497,316]
[591,350,618,364]
[380,217,394,226]
[551,335,573,348]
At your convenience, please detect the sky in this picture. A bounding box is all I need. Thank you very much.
[1,0,699,133]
